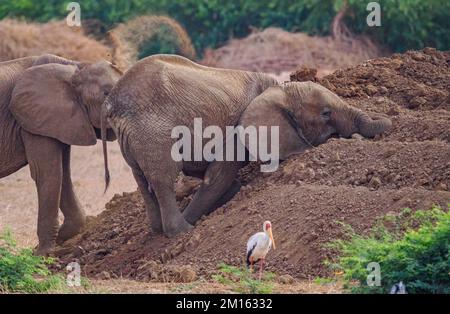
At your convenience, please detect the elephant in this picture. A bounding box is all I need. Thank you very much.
[0,54,121,255]
[101,54,391,237]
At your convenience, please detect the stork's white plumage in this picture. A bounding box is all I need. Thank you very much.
[246,221,275,279]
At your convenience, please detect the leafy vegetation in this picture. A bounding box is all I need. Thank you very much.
[327,205,450,294]
[1,0,449,55]
[212,263,275,294]
[0,229,67,293]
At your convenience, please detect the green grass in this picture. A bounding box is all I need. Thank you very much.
[0,229,89,293]
[313,277,335,285]
[326,205,450,294]
[212,262,276,294]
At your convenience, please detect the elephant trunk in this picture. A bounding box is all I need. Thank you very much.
[333,105,392,138]
[355,111,392,138]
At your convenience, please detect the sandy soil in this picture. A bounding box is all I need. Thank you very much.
[0,142,136,247]
[83,278,343,294]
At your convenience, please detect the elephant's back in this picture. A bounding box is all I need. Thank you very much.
[0,57,34,177]
[108,54,265,127]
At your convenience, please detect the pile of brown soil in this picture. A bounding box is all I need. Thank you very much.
[201,27,383,78]
[319,48,450,110]
[0,15,195,71]
[56,48,450,281]
[0,19,110,62]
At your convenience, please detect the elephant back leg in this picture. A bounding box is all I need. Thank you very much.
[0,121,28,178]
[57,145,86,244]
[0,152,27,178]
[132,168,163,234]
[129,135,192,237]
[21,130,63,255]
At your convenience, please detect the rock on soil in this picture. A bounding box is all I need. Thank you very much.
[56,49,450,282]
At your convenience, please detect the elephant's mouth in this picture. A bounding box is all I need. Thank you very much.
[329,132,340,139]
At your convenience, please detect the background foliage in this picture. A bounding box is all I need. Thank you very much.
[328,206,450,294]
[0,0,450,51]
[0,0,449,55]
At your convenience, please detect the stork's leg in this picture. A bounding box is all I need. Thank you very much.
[259,258,264,280]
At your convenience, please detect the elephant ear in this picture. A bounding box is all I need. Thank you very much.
[238,86,308,160]
[10,63,97,146]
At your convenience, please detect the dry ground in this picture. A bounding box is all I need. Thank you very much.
[0,142,136,247]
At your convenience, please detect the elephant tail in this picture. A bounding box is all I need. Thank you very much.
[107,15,196,70]
[101,102,111,193]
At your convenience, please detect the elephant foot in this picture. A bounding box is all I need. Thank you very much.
[164,218,193,238]
[150,221,164,235]
[34,242,55,257]
[56,216,86,244]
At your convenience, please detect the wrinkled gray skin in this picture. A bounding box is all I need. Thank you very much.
[102,55,391,237]
[0,54,120,255]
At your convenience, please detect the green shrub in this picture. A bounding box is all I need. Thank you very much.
[212,263,275,294]
[327,205,450,294]
[1,1,449,55]
[0,229,65,293]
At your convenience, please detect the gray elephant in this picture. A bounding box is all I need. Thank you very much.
[0,54,121,255]
[101,54,391,236]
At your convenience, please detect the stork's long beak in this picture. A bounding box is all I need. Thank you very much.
[269,228,276,250]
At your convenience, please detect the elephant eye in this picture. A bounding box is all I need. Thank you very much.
[103,90,110,96]
[321,108,332,120]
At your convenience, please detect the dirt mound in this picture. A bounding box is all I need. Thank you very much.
[265,140,450,191]
[201,27,383,78]
[0,19,110,62]
[56,183,449,281]
[108,15,196,70]
[56,49,450,281]
[0,16,194,69]
[319,48,450,110]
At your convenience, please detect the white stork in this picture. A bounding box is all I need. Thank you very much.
[246,220,276,279]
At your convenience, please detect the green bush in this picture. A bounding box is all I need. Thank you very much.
[1,1,449,54]
[346,0,450,54]
[0,229,65,293]
[328,205,450,294]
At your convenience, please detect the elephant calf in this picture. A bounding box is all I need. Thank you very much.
[101,55,391,237]
[0,54,121,255]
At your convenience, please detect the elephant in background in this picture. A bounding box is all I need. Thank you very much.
[101,54,391,237]
[0,54,121,255]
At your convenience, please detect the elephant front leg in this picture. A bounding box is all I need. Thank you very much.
[183,161,242,225]
[57,145,86,244]
[22,131,63,256]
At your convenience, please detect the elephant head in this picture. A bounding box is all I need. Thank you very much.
[10,60,122,146]
[239,81,392,160]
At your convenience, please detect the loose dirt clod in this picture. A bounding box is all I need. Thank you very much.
[56,48,450,282]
